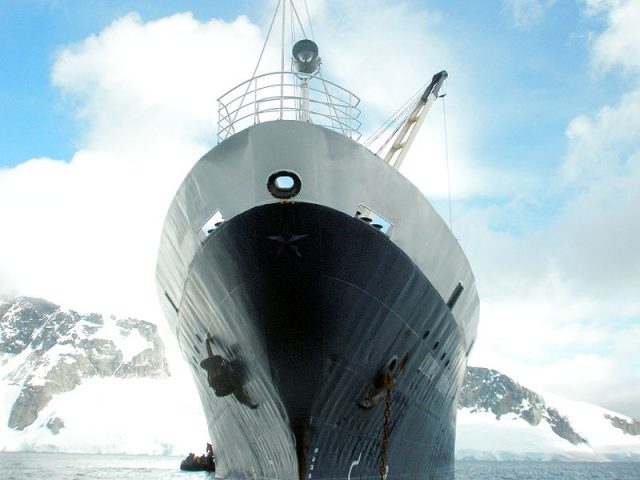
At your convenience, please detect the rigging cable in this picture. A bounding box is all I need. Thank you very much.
[364,93,415,148]
[228,0,281,128]
[290,1,308,39]
[290,2,298,105]
[280,0,286,118]
[252,0,281,83]
[363,83,427,153]
[302,0,316,40]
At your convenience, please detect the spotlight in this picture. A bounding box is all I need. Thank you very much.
[292,39,320,74]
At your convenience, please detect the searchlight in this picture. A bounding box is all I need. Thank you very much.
[292,39,320,74]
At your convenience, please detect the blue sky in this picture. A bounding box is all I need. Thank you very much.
[0,0,248,166]
[0,0,609,170]
[1,0,639,419]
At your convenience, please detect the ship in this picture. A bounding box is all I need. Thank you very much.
[156,3,479,479]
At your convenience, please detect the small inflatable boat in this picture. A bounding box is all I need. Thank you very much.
[180,453,216,472]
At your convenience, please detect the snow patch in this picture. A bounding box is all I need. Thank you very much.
[542,392,640,456]
[0,376,207,455]
[456,407,599,461]
[456,393,640,461]
[98,318,150,363]
[26,343,78,387]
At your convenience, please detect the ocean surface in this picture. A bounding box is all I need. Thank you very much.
[0,453,638,479]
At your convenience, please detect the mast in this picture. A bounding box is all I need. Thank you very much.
[292,39,320,121]
[383,70,448,170]
[216,1,361,143]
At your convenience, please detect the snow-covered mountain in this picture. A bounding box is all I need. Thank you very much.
[457,367,640,461]
[0,297,207,454]
[1,296,639,460]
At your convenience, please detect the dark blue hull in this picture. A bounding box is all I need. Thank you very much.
[173,202,468,479]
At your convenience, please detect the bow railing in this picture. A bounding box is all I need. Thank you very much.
[217,71,362,143]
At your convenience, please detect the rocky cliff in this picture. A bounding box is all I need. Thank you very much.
[2,296,639,458]
[459,367,587,445]
[0,297,169,432]
[458,366,640,460]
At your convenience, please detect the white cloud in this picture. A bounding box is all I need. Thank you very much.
[0,12,264,320]
[399,110,525,200]
[587,0,640,73]
[557,2,640,306]
[461,123,640,415]
[309,1,445,114]
[462,0,640,418]
[52,12,267,151]
[279,0,501,199]
[503,0,557,29]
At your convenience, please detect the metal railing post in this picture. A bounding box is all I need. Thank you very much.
[217,72,361,141]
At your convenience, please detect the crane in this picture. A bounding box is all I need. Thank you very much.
[383,70,448,170]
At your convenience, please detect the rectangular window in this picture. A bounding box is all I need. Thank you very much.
[198,210,225,243]
[355,204,393,236]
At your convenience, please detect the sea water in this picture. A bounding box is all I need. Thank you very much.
[0,453,638,479]
[0,453,203,480]
[455,460,640,479]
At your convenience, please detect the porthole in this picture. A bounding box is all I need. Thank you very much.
[275,175,294,190]
[267,170,302,199]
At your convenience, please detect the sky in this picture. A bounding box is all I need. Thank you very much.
[0,0,639,420]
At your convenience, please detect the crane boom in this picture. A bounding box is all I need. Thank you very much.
[383,70,448,170]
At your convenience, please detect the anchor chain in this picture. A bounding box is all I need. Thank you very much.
[379,368,394,480]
